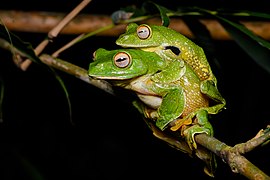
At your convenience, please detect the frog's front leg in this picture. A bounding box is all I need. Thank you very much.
[183,109,213,150]
[133,88,185,132]
[155,86,185,131]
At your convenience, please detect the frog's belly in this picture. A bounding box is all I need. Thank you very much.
[182,89,209,117]
[137,90,209,116]
[137,94,162,109]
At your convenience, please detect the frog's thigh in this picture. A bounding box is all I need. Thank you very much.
[196,109,213,136]
[200,80,226,105]
[156,87,185,130]
[183,110,213,149]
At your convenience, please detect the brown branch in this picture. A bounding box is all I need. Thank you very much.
[39,54,114,95]
[0,38,114,95]
[35,53,270,179]
[233,127,270,154]
[195,129,270,179]
[2,10,270,40]
[0,38,269,179]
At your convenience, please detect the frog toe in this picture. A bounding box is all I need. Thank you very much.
[170,118,192,131]
[183,124,211,150]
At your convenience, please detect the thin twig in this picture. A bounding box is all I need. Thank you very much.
[48,0,92,39]
[52,23,115,57]
[20,39,50,70]
[52,33,85,58]
[20,0,92,71]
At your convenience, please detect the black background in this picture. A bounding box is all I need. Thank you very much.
[0,0,270,179]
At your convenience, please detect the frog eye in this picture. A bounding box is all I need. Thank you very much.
[92,51,97,60]
[137,24,151,39]
[113,52,131,68]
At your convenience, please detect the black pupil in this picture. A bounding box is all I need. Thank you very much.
[116,57,127,62]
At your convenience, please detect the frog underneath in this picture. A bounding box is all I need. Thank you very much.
[88,48,219,176]
[89,48,222,146]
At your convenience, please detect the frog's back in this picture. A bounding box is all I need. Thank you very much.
[159,25,217,84]
[174,64,209,116]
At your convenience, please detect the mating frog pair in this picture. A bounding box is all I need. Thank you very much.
[88,23,226,176]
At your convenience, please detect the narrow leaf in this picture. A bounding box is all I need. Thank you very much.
[150,2,170,27]
[243,11,270,19]
[217,16,270,49]
[218,17,270,74]
[14,151,45,180]
[142,1,171,27]
[0,23,41,63]
[0,23,73,123]
[51,68,73,124]
[221,10,270,20]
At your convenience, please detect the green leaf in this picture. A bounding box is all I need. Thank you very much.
[243,11,270,19]
[0,23,41,63]
[52,68,73,124]
[219,10,270,20]
[150,2,170,27]
[218,17,270,73]
[14,150,45,180]
[142,1,171,27]
[0,23,73,123]
[217,16,270,49]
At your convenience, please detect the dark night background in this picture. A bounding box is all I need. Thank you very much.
[0,0,270,179]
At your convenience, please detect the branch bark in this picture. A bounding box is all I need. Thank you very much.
[0,35,270,179]
[38,54,270,179]
[195,132,270,179]
[2,10,270,40]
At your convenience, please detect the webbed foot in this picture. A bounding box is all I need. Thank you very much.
[183,124,212,149]
[170,118,192,132]
[182,110,213,150]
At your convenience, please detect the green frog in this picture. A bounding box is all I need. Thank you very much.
[88,47,223,144]
[116,23,226,112]
[88,48,223,176]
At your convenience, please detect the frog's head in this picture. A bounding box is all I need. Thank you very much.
[88,48,165,80]
[116,23,176,48]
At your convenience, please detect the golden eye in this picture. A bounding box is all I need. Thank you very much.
[92,50,97,60]
[136,24,151,39]
[114,52,131,68]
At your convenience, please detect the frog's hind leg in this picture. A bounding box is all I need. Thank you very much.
[183,109,213,150]
[200,80,226,113]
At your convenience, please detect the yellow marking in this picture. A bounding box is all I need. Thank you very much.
[170,118,192,131]
[197,66,210,80]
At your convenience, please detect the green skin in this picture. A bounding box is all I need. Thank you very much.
[116,23,226,112]
[88,48,220,151]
